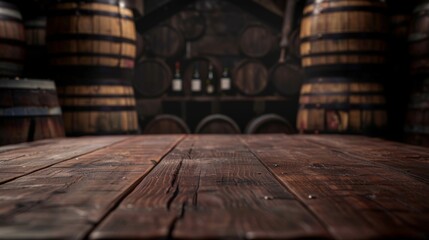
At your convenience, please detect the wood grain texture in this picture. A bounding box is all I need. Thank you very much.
[302,135,429,183]
[91,135,329,239]
[242,134,429,239]
[0,135,183,239]
[0,136,129,185]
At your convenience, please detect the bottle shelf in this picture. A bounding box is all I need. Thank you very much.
[161,95,290,102]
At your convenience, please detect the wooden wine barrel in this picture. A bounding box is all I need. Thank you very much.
[0,1,25,77]
[24,16,48,78]
[233,59,268,96]
[145,24,185,58]
[404,78,429,147]
[300,0,388,75]
[390,14,411,40]
[195,114,241,134]
[270,62,303,96]
[0,79,65,146]
[57,83,138,136]
[245,114,295,134]
[239,24,276,58]
[144,115,190,134]
[297,77,388,135]
[171,9,206,40]
[47,0,137,80]
[133,58,172,98]
[409,1,429,75]
[183,57,223,95]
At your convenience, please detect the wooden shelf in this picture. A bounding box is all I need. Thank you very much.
[160,95,290,102]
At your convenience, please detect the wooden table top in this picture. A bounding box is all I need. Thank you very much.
[0,134,428,239]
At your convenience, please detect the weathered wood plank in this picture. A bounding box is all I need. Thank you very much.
[0,136,130,184]
[242,135,429,239]
[303,135,429,183]
[91,135,329,239]
[0,135,183,239]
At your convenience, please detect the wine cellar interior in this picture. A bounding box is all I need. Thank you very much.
[0,0,427,145]
[2,1,429,239]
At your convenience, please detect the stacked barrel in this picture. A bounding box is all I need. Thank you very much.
[47,0,139,135]
[297,0,389,135]
[0,0,65,146]
[406,1,429,146]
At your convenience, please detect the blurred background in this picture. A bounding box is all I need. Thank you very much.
[0,0,428,148]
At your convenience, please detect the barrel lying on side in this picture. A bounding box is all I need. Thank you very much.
[144,114,190,134]
[233,59,268,96]
[300,0,388,75]
[0,1,25,77]
[0,79,65,146]
[239,24,276,58]
[405,78,429,147]
[269,62,303,96]
[297,77,388,135]
[133,58,172,98]
[195,114,241,134]
[57,83,139,136]
[245,114,295,134]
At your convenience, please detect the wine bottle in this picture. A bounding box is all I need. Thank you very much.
[191,63,202,96]
[170,61,183,96]
[220,67,232,95]
[206,64,215,95]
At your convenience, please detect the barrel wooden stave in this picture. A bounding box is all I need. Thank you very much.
[133,58,172,98]
[0,1,25,77]
[58,84,138,136]
[239,24,276,58]
[297,77,388,134]
[300,0,388,74]
[233,59,268,96]
[245,114,295,134]
[144,114,190,134]
[47,1,137,77]
[145,24,185,58]
[195,114,241,134]
[270,62,303,96]
[25,16,48,78]
[0,79,65,146]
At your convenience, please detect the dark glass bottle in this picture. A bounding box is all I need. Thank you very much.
[205,64,216,95]
[220,67,233,95]
[191,63,202,96]
[170,61,183,96]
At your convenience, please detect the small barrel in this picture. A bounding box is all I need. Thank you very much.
[24,16,48,78]
[145,24,185,58]
[195,114,241,134]
[133,58,172,98]
[404,78,429,147]
[233,59,268,96]
[409,1,429,76]
[144,115,190,134]
[183,57,223,94]
[0,1,25,77]
[269,62,303,96]
[245,114,295,134]
[57,83,139,136]
[300,0,388,75]
[171,9,206,40]
[47,0,137,80]
[297,77,388,135]
[0,79,65,146]
[239,24,276,58]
